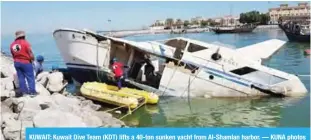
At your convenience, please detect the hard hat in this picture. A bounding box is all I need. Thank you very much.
[112,57,117,62]
[36,55,44,62]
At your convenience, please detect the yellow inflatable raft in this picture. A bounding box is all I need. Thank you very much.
[80,82,159,110]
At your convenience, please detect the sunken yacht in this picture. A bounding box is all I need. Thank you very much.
[53,28,308,98]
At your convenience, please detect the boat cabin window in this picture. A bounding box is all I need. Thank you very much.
[164,39,188,59]
[230,66,288,85]
[187,43,207,52]
[230,67,257,75]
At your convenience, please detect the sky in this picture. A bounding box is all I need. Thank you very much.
[1,1,308,35]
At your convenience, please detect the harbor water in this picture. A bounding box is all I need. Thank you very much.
[1,28,310,127]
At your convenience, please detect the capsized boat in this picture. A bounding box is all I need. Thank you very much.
[53,28,308,98]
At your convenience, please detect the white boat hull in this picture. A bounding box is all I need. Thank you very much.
[53,28,308,98]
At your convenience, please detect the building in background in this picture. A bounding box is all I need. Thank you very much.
[269,3,310,24]
[212,15,240,26]
[222,15,240,26]
[191,16,205,25]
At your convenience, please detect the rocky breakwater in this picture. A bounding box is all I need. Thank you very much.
[1,52,126,140]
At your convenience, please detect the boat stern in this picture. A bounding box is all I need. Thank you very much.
[272,76,308,97]
[285,76,308,96]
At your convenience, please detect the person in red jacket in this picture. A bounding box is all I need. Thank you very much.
[10,31,36,97]
[111,58,125,90]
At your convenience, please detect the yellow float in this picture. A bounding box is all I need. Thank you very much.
[80,82,159,110]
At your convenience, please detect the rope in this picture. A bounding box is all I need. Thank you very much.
[103,104,129,113]
[160,60,182,96]
[180,66,201,98]
[119,100,146,120]
[97,99,147,128]
[186,75,193,114]
[96,43,102,82]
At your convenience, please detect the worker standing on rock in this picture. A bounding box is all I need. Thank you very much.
[33,55,44,77]
[10,30,36,97]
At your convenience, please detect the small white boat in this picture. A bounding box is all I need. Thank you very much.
[53,28,308,98]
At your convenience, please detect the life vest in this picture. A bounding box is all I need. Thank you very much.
[112,62,124,77]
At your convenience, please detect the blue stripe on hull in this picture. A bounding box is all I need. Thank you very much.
[66,62,252,88]
[206,71,249,87]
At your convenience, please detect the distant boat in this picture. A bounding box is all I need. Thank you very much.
[212,24,257,34]
[279,23,310,43]
[278,15,310,43]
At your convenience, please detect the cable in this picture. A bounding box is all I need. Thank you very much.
[95,40,111,83]
[187,74,193,114]
[160,60,181,97]
[96,43,101,82]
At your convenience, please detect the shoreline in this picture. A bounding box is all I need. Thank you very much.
[104,25,280,38]
[0,52,127,140]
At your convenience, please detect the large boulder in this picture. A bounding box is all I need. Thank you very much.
[11,95,55,121]
[2,114,21,140]
[12,96,41,113]
[1,63,16,78]
[1,129,5,140]
[33,109,87,127]
[1,89,10,98]
[2,116,33,140]
[66,94,86,101]
[36,71,50,86]
[94,111,126,128]
[80,100,101,111]
[35,83,51,96]
[1,77,15,91]
[71,107,103,127]
[1,103,13,113]
[2,98,14,108]
[1,112,18,126]
[51,93,81,111]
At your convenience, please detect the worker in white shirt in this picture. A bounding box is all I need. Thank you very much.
[46,65,68,94]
